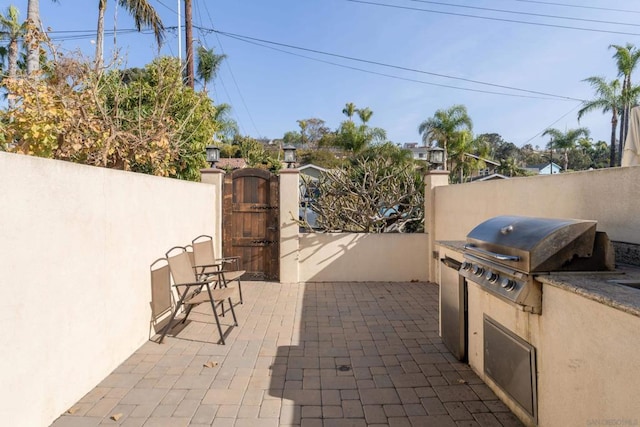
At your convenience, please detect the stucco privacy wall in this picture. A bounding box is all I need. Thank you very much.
[298,233,429,282]
[433,166,640,243]
[0,152,216,427]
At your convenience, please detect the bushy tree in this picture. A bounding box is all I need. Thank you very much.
[1,53,222,180]
[300,143,424,233]
[233,135,281,172]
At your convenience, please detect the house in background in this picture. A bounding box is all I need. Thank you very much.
[298,164,328,180]
[463,153,500,179]
[403,142,430,161]
[525,162,562,175]
[469,173,509,182]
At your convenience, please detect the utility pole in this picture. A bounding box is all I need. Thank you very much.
[177,0,181,62]
[184,0,194,89]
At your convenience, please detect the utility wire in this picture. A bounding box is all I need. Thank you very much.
[155,0,178,15]
[205,27,585,101]
[219,30,563,100]
[190,1,248,135]
[406,0,640,27]
[506,0,640,15]
[196,1,262,137]
[522,102,583,145]
[346,0,640,37]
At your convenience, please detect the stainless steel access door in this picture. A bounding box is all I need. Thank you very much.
[439,256,467,362]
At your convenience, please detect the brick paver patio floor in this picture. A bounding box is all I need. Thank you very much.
[51,281,522,426]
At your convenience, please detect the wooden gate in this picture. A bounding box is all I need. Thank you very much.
[222,168,279,281]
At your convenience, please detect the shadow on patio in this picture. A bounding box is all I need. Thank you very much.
[51,281,522,426]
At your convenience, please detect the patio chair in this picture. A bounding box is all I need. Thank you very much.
[157,246,239,345]
[150,258,173,334]
[191,235,245,304]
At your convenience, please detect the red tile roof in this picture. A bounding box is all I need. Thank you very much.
[217,158,247,170]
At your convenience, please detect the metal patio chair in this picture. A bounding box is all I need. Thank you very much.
[191,235,245,304]
[156,246,239,345]
[150,258,173,334]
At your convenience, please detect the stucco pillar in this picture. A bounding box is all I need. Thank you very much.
[279,169,300,283]
[200,168,225,258]
[425,170,450,283]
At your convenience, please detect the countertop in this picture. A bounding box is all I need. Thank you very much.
[536,266,640,318]
[436,240,466,253]
[436,240,640,318]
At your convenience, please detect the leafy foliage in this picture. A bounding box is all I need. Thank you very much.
[233,135,282,172]
[418,104,473,171]
[300,144,424,233]
[542,127,590,172]
[1,54,222,180]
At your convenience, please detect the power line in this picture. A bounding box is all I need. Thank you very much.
[522,102,583,145]
[406,0,640,28]
[346,0,640,37]
[192,1,248,135]
[154,0,178,15]
[219,30,564,100]
[206,27,585,101]
[506,0,640,15]
[195,1,262,137]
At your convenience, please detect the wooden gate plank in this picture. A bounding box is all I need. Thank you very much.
[222,168,280,281]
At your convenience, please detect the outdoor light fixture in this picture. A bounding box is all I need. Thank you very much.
[428,146,445,169]
[205,144,220,168]
[283,144,297,168]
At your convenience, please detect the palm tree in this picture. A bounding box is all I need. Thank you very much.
[542,127,590,172]
[610,43,640,157]
[342,102,357,121]
[498,157,525,177]
[212,103,238,144]
[356,107,373,124]
[196,45,226,92]
[95,0,165,69]
[418,104,473,171]
[25,0,40,74]
[0,6,24,78]
[578,77,622,167]
[0,6,25,108]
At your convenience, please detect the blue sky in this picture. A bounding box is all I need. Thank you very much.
[9,0,640,148]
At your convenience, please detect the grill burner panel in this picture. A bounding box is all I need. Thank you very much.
[460,254,542,313]
[461,215,614,314]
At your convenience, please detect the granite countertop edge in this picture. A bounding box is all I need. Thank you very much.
[536,269,640,318]
[436,240,466,253]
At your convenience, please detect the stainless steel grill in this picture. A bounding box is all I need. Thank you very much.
[460,215,615,313]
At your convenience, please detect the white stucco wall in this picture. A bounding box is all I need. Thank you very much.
[298,233,429,282]
[434,166,640,244]
[0,153,217,427]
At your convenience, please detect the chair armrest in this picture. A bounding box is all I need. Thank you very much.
[173,274,223,288]
[193,262,223,269]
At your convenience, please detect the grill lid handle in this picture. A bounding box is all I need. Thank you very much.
[464,244,520,262]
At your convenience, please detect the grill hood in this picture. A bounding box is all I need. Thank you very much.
[465,215,610,273]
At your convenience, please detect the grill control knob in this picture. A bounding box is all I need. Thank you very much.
[472,265,484,276]
[500,278,516,291]
[485,271,498,283]
[461,262,472,271]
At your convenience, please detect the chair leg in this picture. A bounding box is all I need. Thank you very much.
[237,280,243,304]
[208,300,226,345]
[181,304,195,324]
[159,299,184,344]
[228,296,238,326]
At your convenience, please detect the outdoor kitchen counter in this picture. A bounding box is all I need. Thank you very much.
[536,265,640,318]
[437,240,640,318]
[436,240,466,253]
